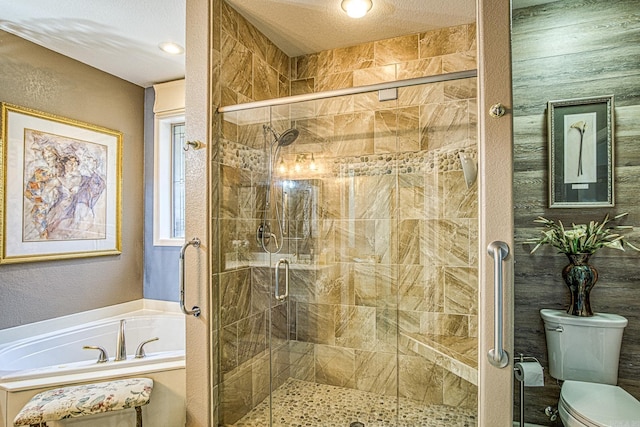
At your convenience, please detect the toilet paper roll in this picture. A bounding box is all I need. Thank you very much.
[514,361,544,387]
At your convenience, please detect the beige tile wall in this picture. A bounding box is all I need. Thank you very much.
[291,24,476,94]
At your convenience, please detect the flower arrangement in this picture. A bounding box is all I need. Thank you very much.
[527,213,639,255]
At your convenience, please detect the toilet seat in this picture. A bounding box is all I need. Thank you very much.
[559,380,640,427]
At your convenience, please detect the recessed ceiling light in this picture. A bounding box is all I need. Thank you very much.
[341,0,373,18]
[158,42,185,55]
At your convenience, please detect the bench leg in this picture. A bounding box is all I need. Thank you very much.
[135,406,143,427]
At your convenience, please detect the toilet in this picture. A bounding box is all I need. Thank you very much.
[541,309,640,427]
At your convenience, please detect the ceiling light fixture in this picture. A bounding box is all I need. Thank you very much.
[158,42,185,55]
[341,0,373,18]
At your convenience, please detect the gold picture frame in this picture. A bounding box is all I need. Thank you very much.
[1,103,122,264]
[547,95,614,208]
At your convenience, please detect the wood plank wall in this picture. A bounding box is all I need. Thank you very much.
[512,0,640,424]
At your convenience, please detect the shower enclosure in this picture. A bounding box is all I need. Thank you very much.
[215,73,479,426]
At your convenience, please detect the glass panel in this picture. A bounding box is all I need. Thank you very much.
[217,76,478,426]
[171,122,186,239]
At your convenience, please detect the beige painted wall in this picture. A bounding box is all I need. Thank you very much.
[0,30,145,330]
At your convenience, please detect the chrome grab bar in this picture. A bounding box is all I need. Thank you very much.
[487,241,509,368]
[179,237,201,317]
[275,258,290,301]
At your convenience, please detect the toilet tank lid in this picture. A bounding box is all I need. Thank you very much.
[540,309,628,328]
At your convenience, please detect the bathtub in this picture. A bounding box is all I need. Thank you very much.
[0,299,186,427]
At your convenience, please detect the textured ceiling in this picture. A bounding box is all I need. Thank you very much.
[0,0,555,87]
[0,0,186,88]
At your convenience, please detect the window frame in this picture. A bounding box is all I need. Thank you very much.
[153,109,185,246]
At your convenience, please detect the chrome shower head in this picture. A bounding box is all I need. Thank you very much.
[277,128,299,147]
[265,125,300,147]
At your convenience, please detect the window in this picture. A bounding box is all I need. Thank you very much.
[153,80,185,246]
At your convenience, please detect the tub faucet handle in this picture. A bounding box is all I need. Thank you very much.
[83,345,109,363]
[135,337,160,358]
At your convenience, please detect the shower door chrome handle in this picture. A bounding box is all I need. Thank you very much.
[487,241,509,368]
[275,258,290,301]
[179,237,201,317]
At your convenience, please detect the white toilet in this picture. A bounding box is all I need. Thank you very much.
[541,309,640,427]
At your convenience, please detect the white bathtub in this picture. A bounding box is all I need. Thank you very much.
[0,299,186,427]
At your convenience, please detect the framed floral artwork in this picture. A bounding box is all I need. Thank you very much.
[547,95,614,208]
[0,103,122,264]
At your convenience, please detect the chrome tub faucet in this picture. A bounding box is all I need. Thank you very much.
[115,319,126,361]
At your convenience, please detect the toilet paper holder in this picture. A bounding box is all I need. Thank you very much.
[513,354,542,377]
[514,354,544,427]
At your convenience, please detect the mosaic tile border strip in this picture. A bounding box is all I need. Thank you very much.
[218,138,477,178]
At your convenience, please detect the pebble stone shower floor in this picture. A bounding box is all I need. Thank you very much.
[230,378,477,427]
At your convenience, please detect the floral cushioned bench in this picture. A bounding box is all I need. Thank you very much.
[13,378,153,427]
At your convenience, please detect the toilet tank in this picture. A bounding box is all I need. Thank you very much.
[540,309,628,385]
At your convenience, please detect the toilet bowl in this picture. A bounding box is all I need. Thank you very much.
[558,380,640,427]
[540,309,640,427]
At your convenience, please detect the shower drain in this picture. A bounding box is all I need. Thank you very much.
[350,422,365,427]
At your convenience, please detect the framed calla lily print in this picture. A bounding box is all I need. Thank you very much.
[547,95,614,208]
[1,103,122,264]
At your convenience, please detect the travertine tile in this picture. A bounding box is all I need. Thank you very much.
[374,108,398,154]
[315,344,356,388]
[419,25,469,58]
[315,70,354,92]
[220,1,238,38]
[220,365,253,425]
[237,14,267,61]
[292,53,318,80]
[332,111,375,155]
[443,370,477,409]
[355,350,397,396]
[333,42,374,73]
[444,266,478,315]
[353,64,396,86]
[291,78,314,96]
[221,33,253,98]
[397,57,443,80]
[376,308,398,352]
[398,265,427,311]
[221,323,238,375]
[296,302,336,345]
[250,352,270,408]
[375,34,420,66]
[266,43,289,77]
[353,263,377,306]
[252,57,278,101]
[334,305,376,350]
[289,340,315,382]
[420,312,469,337]
[399,354,444,405]
[420,100,470,150]
[220,268,252,326]
[442,50,477,73]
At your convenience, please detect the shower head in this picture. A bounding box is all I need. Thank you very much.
[277,128,299,147]
[265,125,300,147]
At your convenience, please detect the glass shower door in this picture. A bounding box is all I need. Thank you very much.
[217,74,480,426]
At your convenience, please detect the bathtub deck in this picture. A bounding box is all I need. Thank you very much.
[227,378,477,427]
